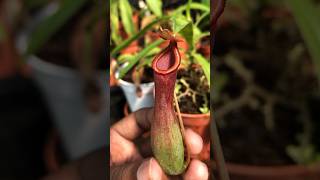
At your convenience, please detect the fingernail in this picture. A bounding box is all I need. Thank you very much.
[184,160,209,180]
[137,158,162,180]
[185,129,203,155]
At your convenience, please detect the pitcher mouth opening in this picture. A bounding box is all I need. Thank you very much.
[152,44,181,75]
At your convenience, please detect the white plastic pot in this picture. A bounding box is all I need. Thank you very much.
[27,56,108,160]
[118,79,154,112]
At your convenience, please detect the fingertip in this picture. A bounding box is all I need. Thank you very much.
[183,160,209,180]
[137,158,165,180]
[185,129,203,155]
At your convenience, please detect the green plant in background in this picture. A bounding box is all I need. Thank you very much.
[110,0,210,78]
[25,0,106,79]
[212,0,320,166]
[0,22,6,42]
[285,0,320,165]
[26,0,88,55]
[110,0,210,113]
[287,135,320,165]
[24,0,51,10]
[287,0,320,84]
[170,0,210,114]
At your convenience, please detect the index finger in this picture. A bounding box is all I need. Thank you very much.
[111,107,153,141]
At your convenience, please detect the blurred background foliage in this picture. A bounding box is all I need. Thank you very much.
[213,0,320,166]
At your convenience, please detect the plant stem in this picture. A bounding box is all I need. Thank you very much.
[195,11,209,27]
[186,0,192,21]
[174,2,210,14]
[174,89,190,168]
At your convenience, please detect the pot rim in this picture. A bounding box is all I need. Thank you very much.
[225,162,320,176]
[180,112,210,126]
[180,112,210,118]
[117,78,154,87]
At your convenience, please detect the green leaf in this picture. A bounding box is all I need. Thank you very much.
[195,11,209,27]
[118,39,164,79]
[286,144,316,165]
[287,0,320,83]
[25,0,50,10]
[171,15,193,49]
[173,2,210,14]
[193,25,202,44]
[136,47,161,69]
[111,16,170,57]
[179,23,193,50]
[186,0,192,20]
[172,15,190,33]
[192,52,210,86]
[201,0,210,6]
[199,106,209,114]
[145,47,161,56]
[146,0,162,17]
[117,54,135,64]
[110,0,122,45]
[119,0,135,36]
[175,83,182,94]
[26,0,87,54]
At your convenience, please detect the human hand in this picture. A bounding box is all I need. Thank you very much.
[110,108,209,180]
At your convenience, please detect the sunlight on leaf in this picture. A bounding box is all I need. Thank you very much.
[201,0,210,6]
[199,106,209,113]
[146,0,162,17]
[119,0,135,36]
[110,0,122,45]
[171,15,193,49]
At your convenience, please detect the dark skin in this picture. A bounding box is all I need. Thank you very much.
[43,108,208,180]
[42,148,107,180]
[110,108,208,180]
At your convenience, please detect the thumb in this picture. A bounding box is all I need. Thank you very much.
[110,159,143,180]
[137,158,168,180]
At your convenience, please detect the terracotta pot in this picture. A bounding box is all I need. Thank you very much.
[225,163,320,180]
[181,112,210,161]
[124,103,210,161]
